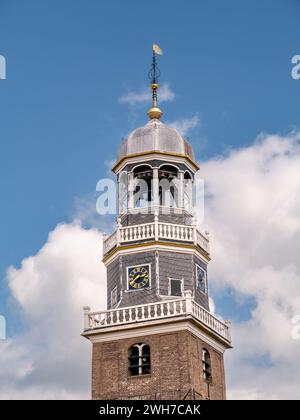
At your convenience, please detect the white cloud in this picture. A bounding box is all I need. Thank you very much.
[167,115,200,136]
[0,222,106,399]
[72,193,114,233]
[198,131,300,399]
[118,83,175,106]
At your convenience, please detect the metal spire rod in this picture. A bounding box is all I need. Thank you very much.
[147,44,163,120]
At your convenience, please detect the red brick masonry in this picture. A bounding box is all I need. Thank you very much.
[92,329,226,400]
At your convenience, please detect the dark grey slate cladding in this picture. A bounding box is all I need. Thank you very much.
[106,251,209,311]
[158,251,194,296]
[118,251,159,308]
[106,258,121,310]
[120,210,193,227]
[158,213,193,225]
[120,212,154,226]
[193,255,209,310]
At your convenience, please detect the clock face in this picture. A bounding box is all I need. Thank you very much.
[196,265,207,293]
[128,265,150,290]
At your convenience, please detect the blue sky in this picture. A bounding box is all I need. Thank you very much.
[0,0,300,398]
[0,0,299,323]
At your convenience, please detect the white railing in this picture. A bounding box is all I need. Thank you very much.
[103,221,209,255]
[83,294,231,343]
[197,230,210,254]
[103,231,117,255]
[119,223,155,242]
[158,223,194,241]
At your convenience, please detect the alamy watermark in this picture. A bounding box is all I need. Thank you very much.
[95,176,205,222]
[0,314,6,340]
[0,54,6,80]
[291,55,300,80]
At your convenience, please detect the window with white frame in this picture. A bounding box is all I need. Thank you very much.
[202,349,212,382]
[169,278,183,297]
[128,343,151,376]
[111,286,118,307]
[196,264,207,294]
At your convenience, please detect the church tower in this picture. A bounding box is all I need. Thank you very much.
[82,46,232,400]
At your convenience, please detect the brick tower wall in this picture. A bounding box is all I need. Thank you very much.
[91,329,226,400]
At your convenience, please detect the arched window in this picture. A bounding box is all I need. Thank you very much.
[158,165,179,207]
[133,165,153,207]
[128,343,151,376]
[202,349,212,382]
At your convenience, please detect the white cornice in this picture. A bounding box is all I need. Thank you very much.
[114,152,199,174]
[103,242,210,266]
[82,316,230,353]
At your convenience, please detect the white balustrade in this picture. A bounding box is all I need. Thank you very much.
[103,221,209,256]
[83,297,231,343]
[103,232,117,255]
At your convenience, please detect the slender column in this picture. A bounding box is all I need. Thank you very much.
[153,168,159,208]
[183,290,193,314]
[117,217,122,246]
[178,171,184,209]
[128,172,135,209]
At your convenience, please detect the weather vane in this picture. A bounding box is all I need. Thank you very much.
[147,43,163,120]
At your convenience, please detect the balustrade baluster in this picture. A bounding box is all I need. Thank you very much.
[179,300,184,314]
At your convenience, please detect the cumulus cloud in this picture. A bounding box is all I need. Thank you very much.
[198,131,300,399]
[0,222,105,399]
[167,115,200,136]
[118,83,175,106]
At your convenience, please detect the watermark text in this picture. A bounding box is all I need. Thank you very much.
[0,55,6,80]
[0,315,6,340]
[291,55,300,80]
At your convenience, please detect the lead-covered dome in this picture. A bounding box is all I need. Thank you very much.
[117,119,195,162]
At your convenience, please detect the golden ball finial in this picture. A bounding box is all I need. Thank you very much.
[147,106,163,120]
